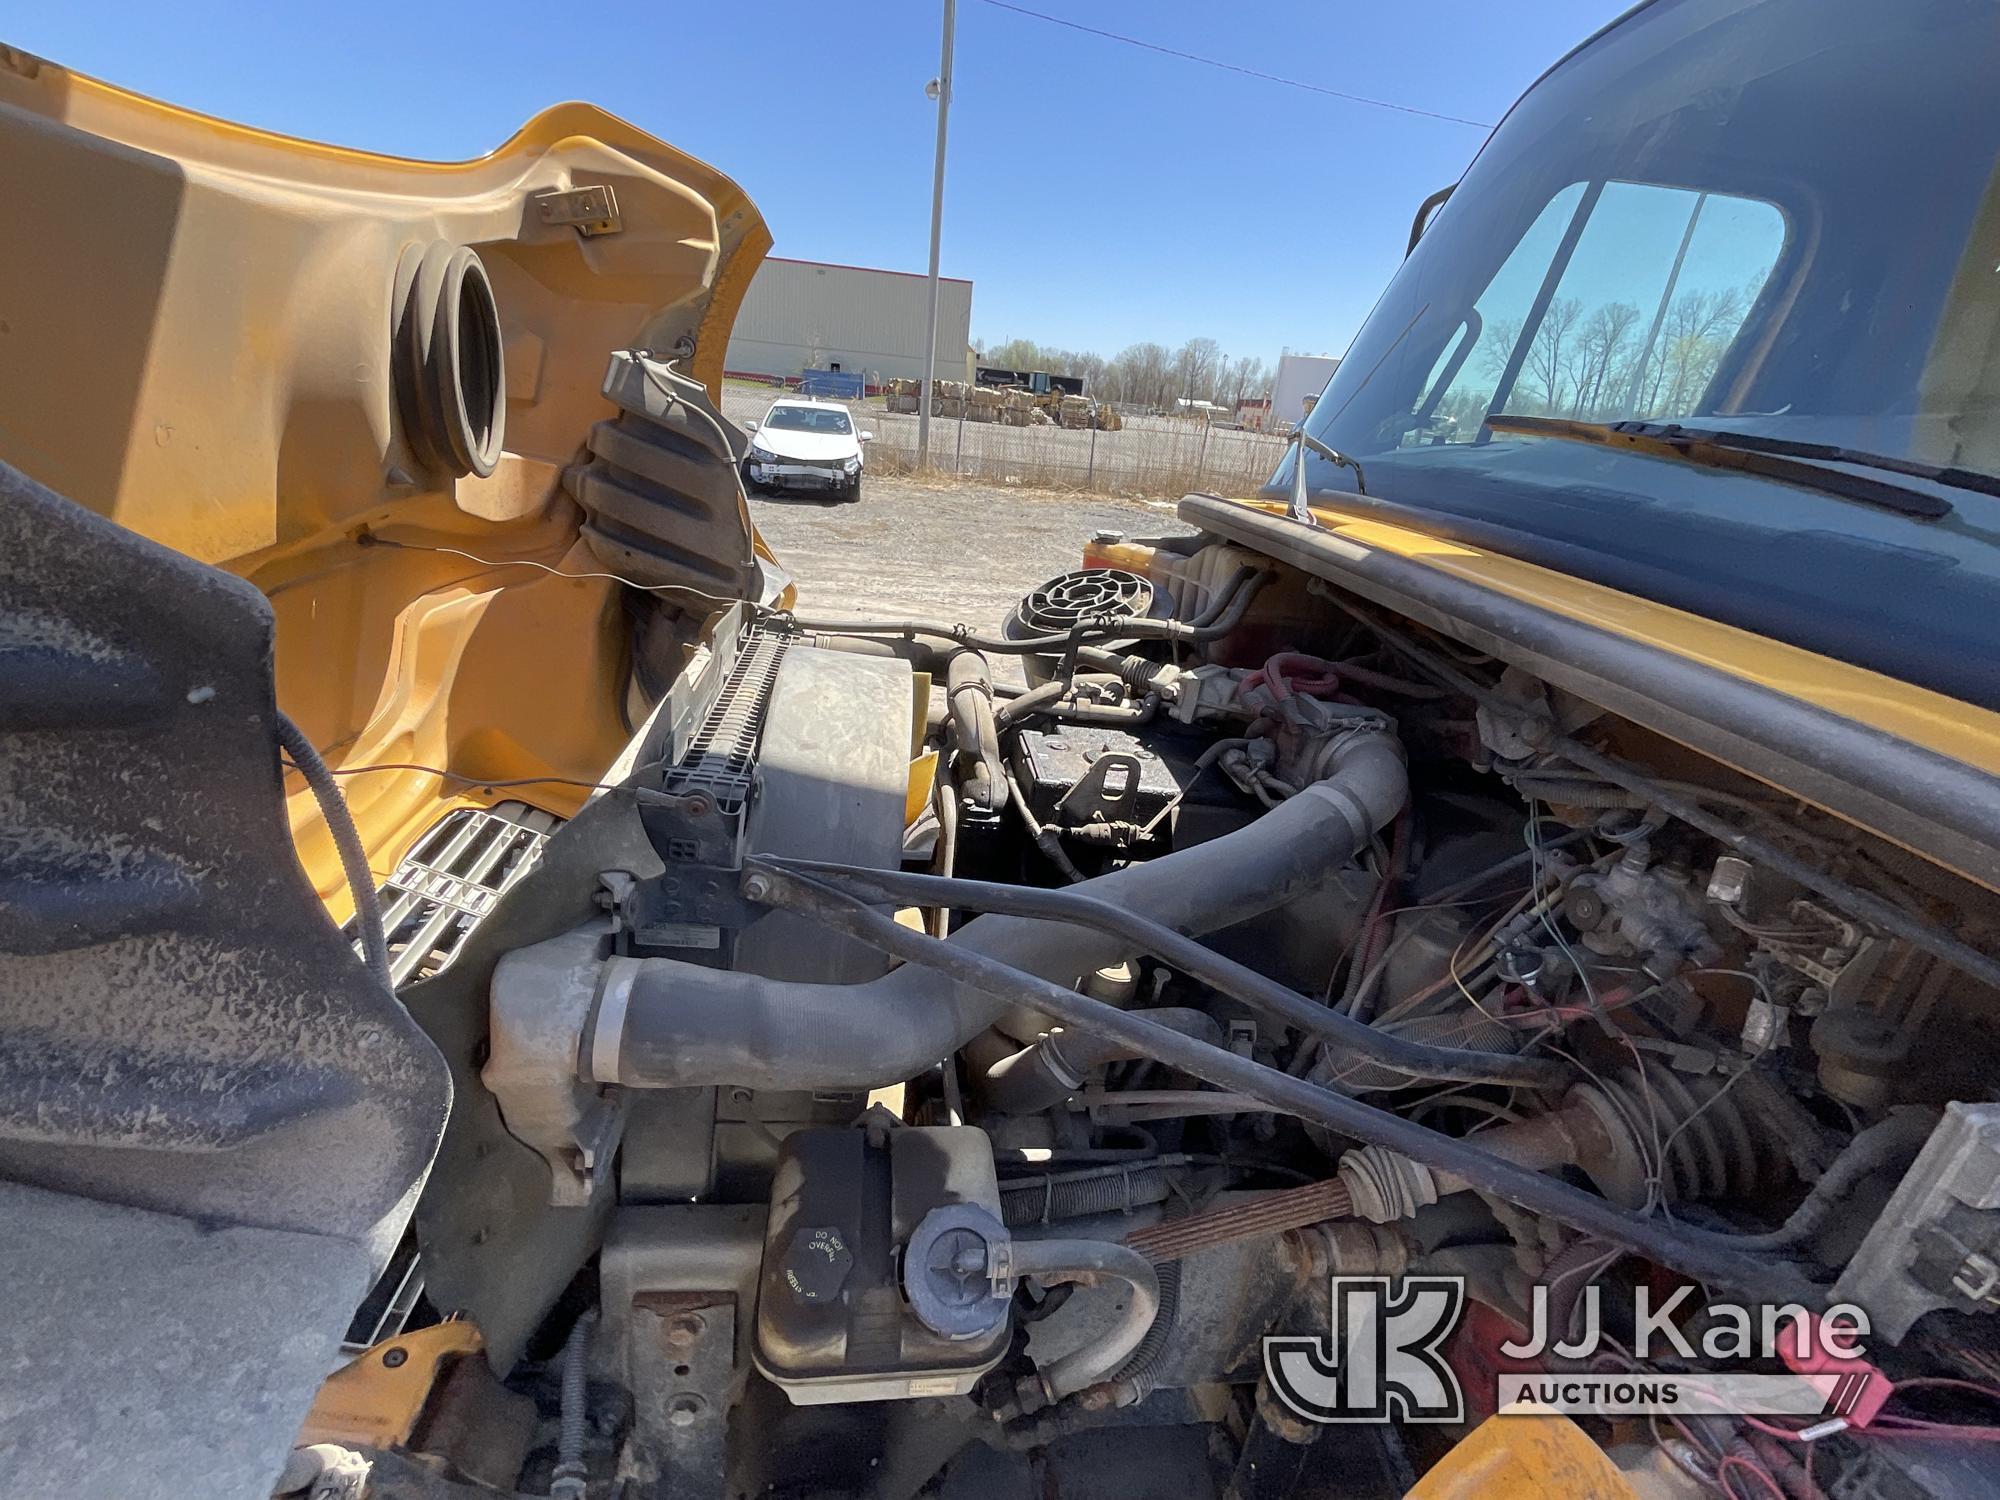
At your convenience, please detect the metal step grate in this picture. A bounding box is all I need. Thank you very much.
[348,799,562,988]
[664,626,790,813]
[339,798,564,1350]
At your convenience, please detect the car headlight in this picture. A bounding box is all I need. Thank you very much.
[749,439,774,459]
[843,455,862,474]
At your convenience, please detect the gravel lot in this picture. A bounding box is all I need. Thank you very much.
[748,474,1189,683]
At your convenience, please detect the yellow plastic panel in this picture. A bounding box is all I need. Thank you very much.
[0,46,773,902]
[1407,1410,1642,1500]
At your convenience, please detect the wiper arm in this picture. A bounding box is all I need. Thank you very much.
[1485,414,1975,520]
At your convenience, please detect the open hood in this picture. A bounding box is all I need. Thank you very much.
[0,44,773,1498]
[0,43,775,918]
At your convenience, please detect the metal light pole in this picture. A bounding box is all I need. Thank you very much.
[917,0,956,469]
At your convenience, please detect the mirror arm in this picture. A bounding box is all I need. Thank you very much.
[1284,429,1368,526]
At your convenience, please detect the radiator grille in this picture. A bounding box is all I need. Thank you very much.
[663,626,790,813]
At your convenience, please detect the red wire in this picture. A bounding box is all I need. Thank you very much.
[1719,1453,1790,1500]
[1869,1376,2000,1441]
[1738,1377,2000,1448]
[1874,1418,2000,1441]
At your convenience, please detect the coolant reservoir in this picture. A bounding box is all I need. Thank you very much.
[754,1126,1012,1404]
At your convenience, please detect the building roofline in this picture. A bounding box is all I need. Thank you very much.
[762,255,973,286]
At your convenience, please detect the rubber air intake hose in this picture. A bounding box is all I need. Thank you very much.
[590,731,1408,1092]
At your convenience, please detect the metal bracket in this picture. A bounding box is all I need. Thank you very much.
[626,1295,735,1500]
[1953,1250,2000,1306]
[535,184,621,237]
[1056,751,1143,826]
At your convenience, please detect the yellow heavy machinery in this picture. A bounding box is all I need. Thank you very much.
[7,3,2000,1498]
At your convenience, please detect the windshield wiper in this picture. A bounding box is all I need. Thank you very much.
[1484,414,1985,520]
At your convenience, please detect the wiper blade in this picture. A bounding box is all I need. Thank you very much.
[1484,414,1978,520]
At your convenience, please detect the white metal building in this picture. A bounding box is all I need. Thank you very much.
[1270,353,1342,431]
[723,257,974,388]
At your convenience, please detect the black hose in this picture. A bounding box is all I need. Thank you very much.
[759,860,1571,1093]
[946,650,1007,812]
[747,862,1821,1303]
[1000,1166,1179,1226]
[1074,644,1173,693]
[1098,1256,1181,1407]
[995,674,1158,729]
[550,1312,593,1500]
[788,568,1273,658]
[1005,1238,1161,1399]
[277,712,393,993]
[984,1008,1228,1115]
[1667,1107,1938,1253]
[605,732,1408,1093]
[995,675,1116,727]
[1186,565,1262,629]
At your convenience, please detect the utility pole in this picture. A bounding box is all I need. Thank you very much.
[917,0,956,469]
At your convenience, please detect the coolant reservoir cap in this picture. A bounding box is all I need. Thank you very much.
[781,1226,855,1304]
[902,1204,1011,1341]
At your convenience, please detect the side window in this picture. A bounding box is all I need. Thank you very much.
[1412,182,1785,444]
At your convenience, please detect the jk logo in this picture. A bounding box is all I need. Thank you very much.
[1263,1276,1467,1423]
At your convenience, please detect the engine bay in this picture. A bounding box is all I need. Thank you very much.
[11,9,2000,1493]
[336,480,2000,1500]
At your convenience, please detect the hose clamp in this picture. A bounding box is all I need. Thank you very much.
[584,956,643,1084]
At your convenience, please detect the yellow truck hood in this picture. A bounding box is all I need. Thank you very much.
[0,44,774,910]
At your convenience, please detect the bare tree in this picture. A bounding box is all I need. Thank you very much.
[969,334,1279,413]
[1175,337,1222,405]
[1625,287,1745,417]
[1520,296,1583,415]
[1568,301,1642,419]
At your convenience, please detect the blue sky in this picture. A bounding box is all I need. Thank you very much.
[12,1,1629,365]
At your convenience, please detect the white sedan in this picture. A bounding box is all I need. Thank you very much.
[742,398,872,502]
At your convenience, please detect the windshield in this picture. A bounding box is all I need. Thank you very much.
[1277,0,2000,709]
[765,405,852,435]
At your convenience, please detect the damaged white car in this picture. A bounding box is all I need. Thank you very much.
[743,398,870,502]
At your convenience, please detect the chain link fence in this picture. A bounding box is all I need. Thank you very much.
[720,384,1287,501]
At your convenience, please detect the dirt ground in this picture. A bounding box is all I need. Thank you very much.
[748,474,1191,660]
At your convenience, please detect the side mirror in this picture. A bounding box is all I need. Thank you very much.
[744,419,760,431]
[859,431,875,443]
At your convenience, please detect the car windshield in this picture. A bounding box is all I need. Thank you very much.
[765,405,852,435]
[1274,0,2000,709]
